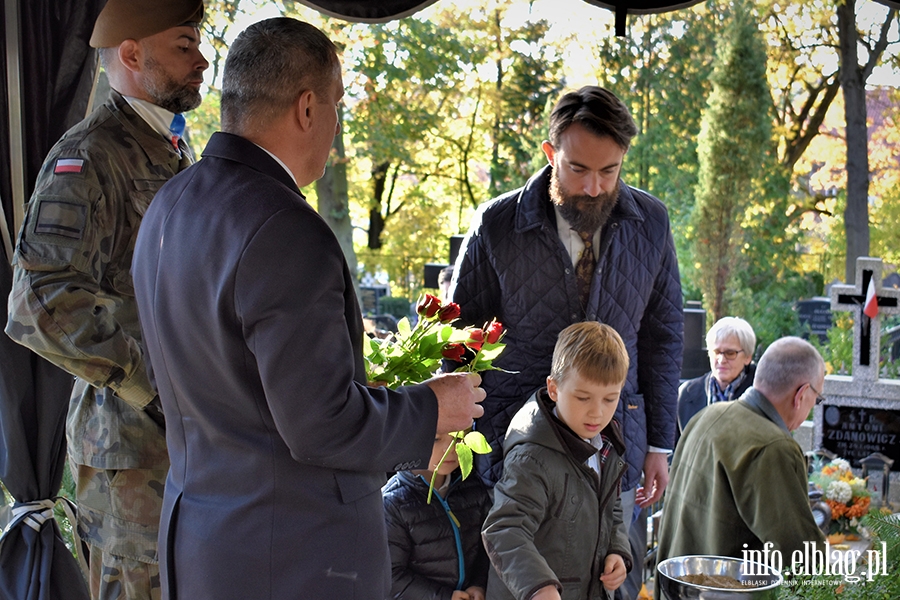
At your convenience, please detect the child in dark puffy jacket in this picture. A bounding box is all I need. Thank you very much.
[383,432,492,600]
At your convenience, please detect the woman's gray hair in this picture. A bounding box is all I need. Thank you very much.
[222,17,339,134]
[754,337,824,397]
[706,316,756,357]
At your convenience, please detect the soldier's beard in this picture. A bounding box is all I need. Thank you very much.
[143,56,203,114]
[549,168,619,234]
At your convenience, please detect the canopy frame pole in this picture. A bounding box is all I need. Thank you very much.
[4,0,25,264]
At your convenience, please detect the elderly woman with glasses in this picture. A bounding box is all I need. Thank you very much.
[677,316,757,435]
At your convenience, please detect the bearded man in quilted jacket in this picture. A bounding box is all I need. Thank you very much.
[451,86,683,600]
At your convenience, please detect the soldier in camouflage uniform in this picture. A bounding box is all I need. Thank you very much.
[5,1,207,598]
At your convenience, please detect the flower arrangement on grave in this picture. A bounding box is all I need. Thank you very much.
[809,457,872,541]
[364,293,508,501]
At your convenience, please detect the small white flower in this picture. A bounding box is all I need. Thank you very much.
[831,458,851,473]
[826,480,852,504]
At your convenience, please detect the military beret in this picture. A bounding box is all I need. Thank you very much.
[90,0,204,48]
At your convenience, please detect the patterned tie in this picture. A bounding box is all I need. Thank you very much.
[576,230,596,310]
[169,113,186,152]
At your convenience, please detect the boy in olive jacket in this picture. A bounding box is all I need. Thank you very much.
[483,322,631,600]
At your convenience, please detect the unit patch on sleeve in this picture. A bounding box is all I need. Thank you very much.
[54,158,85,174]
[35,200,87,239]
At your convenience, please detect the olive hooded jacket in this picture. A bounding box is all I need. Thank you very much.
[657,388,826,568]
[483,390,631,600]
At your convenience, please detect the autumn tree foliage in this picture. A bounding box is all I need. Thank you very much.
[189,0,899,329]
[692,0,772,321]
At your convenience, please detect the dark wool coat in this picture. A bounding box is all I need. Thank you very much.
[383,469,492,599]
[453,165,683,490]
[132,132,439,600]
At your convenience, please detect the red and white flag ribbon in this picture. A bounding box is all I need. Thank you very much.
[863,277,879,319]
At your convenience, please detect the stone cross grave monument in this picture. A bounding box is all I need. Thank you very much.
[814,257,900,508]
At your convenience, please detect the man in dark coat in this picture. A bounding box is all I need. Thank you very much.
[131,18,485,600]
[452,86,683,599]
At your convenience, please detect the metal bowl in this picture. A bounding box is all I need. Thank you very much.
[657,555,783,600]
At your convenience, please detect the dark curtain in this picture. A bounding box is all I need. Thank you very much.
[1,4,11,241]
[20,1,106,200]
[1,0,102,242]
[0,258,86,600]
[1,1,103,599]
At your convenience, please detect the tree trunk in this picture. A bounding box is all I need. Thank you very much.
[489,10,504,197]
[713,260,729,323]
[367,161,390,250]
[838,0,870,283]
[316,108,357,281]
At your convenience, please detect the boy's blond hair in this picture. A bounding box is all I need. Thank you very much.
[549,322,629,386]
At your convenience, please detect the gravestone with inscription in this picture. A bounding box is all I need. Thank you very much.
[888,325,900,362]
[682,301,707,380]
[359,284,389,315]
[813,257,900,506]
[883,272,900,291]
[796,296,832,344]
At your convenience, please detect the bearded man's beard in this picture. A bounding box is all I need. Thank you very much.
[550,169,620,234]
[143,56,203,114]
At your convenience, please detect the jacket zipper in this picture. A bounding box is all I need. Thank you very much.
[599,458,628,513]
[419,475,466,590]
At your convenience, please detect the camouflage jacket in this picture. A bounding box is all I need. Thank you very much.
[6,90,193,469]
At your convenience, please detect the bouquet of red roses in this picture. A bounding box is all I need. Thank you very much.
[364,293,508,500]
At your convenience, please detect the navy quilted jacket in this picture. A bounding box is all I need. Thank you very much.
[383,470,492,599]
[452,165,684,491]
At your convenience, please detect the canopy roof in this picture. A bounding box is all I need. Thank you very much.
[296,0,706,24]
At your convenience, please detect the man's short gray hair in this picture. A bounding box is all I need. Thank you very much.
[222,17,338,134]
[706,316,756,357]
[755,336,824,397]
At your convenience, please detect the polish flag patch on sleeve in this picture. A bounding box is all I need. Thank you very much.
[54,158,85,174]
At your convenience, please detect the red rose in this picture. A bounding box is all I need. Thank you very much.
[486,320,504,344]
[416,293,441,318]
[437,302,461,323]
[442,343,466,361]
[466,329,485,352]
